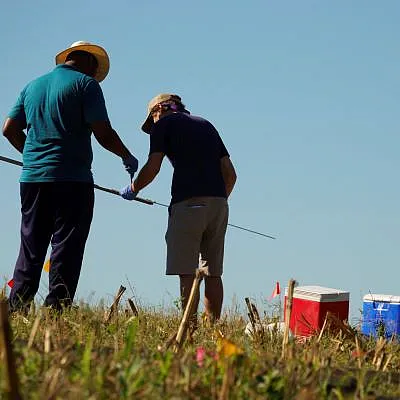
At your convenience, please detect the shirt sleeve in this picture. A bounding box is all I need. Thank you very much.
[82,79,109,124]
[149,122,168,155]
[8,88,27,125]
[218,135,230,158]
[208,121,229,158]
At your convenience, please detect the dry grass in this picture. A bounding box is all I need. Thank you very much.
[1,301,400,399]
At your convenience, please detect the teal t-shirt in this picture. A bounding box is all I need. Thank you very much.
[8,64,109,182]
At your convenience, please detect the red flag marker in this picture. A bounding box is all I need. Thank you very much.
[6,259,49,290]
[269,282,281,300]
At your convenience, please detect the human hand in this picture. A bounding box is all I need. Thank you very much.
[120,184,137,201]
[122,155,139,179]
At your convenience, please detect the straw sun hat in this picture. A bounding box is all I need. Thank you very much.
[55,41,110,82]
[141,93,186,134]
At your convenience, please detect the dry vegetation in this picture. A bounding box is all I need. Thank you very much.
[0,296,400,400]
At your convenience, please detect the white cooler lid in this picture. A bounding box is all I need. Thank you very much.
[363,294,400,304]
[285,285,349,302]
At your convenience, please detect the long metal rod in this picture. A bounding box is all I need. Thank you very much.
[0,155,276,240]
[226,223,276,239]
[0,155,154,206]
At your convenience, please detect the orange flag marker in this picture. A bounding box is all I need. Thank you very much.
[7,259,50,288]
[216,330,243,358]
[43,259,50,273]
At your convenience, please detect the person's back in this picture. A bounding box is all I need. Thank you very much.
[17,64,104,183]
[121,93,237,324]
[150,112,228,204]
[3,41,138,313]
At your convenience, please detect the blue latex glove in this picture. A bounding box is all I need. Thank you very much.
[122,155,139,179]
[120,184,137,201]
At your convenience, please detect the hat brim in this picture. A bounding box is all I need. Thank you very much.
[141,114,154,134]
[55,44,110,82]
[141,108,191,134]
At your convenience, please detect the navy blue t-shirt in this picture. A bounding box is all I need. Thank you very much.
[149,112,229,204]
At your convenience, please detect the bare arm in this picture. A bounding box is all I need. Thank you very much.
[2,118,26,153]
[91,121,132,160]
[132,152,164,193]
[221,156,237,197]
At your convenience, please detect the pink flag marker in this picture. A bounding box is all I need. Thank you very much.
[269,281,281,300]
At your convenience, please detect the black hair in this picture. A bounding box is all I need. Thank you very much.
[163,100,187,112]
[66,50,98,68]
[151,99,190,117]
[176,101,187,112]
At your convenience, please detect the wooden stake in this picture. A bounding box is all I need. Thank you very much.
[104,285,126,323]
[382,353,393,372]
[251,302,265,340]
[245,298,264,341]
[163,332,178,351]
[355,335,362,369]
[127,298,139,317]
[245,298,257,330]
[44,329,51,354]
[282,279,296,358]
[173,268,205,352]
[28,312,41,349]
[218,361,234,400]
[317,314,329,343]
[251,302,262,324]
[0,300,21,399]
[0,283,6,300]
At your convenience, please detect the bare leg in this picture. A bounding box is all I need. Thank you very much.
[179,274,199,328]
[204,276,223,321]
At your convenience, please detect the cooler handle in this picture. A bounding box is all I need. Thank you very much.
[373,301,390,312]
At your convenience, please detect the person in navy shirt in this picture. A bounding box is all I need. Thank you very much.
[121,94,237,325]
[3,41,138,312]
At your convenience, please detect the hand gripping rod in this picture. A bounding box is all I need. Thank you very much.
[0,155,276,239]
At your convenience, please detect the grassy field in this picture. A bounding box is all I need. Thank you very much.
[1,297,400,400]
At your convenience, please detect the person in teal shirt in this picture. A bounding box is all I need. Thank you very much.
[3,41,138,312]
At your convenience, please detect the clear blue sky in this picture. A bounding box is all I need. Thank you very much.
[1,1,399,323]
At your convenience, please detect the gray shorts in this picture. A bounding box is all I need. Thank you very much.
[166,197,228,276]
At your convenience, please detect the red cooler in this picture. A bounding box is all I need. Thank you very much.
[284,285,350,337]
